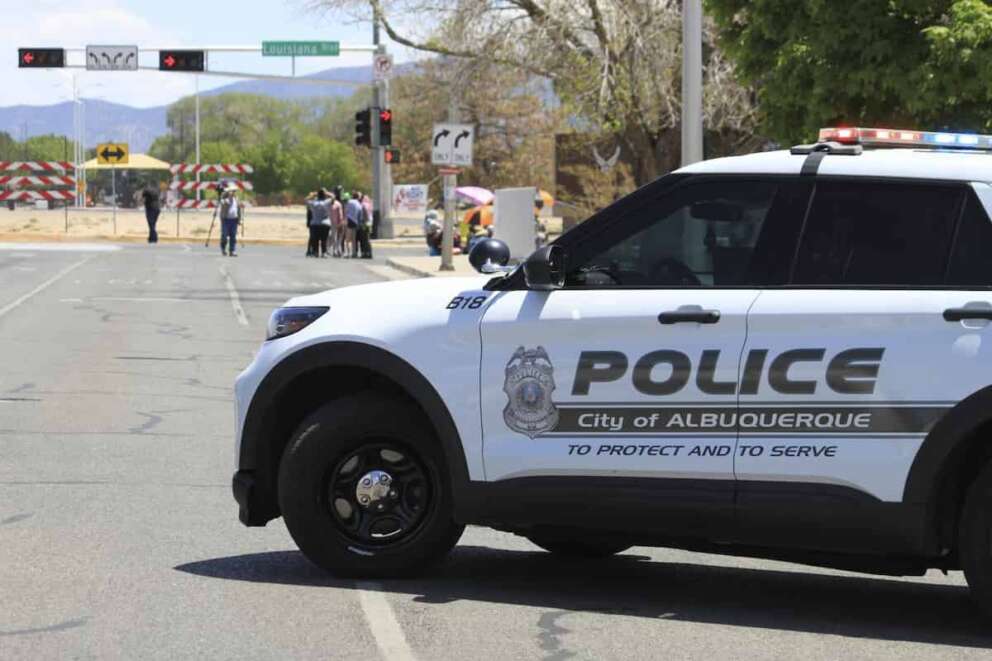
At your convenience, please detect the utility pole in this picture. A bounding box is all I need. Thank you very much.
[371,10,394,239]
[681,0,703,166]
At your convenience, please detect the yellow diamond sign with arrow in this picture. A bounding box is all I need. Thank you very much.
[97,142,129,165]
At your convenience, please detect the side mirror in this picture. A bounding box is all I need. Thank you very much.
[523,245,565,290]
[469,238,512,273]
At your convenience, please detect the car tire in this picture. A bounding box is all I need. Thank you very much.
[527,536,630,559]
[278,392,464,577]
[961,460,992,617]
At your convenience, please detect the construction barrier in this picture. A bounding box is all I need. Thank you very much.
[0,161,73,172]
[169,180,253,192]
[0,161,76,214]
[169,163,253,175]
[173,199,217,208]
[168,162,253,209]
[0,175,76,186]
[0,190,74,201]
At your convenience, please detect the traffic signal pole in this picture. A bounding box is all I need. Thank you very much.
[681,0,703,166]
[371,14,394,239]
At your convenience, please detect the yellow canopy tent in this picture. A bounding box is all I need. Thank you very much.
[82,153,171,170]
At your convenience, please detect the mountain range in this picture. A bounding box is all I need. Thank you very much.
[0,64,381,153]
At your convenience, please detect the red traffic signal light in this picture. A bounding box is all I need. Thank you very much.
[384,148,400,164]
[159,50,205,72]
[377,107,393,146]
[18,48,64,68]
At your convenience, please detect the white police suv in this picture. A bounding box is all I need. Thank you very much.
[234,127,992,616]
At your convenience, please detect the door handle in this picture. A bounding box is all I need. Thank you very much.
[658,309,721,325]
[943,307,992,322]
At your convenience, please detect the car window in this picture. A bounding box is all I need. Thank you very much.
[565,181,783,288]
[947,193,992,287]
[792,182,962,286]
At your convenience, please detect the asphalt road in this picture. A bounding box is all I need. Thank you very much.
[1,241,990,660]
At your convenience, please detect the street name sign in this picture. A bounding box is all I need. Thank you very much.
[431,123,475,167]
[86,45,138,71]
[262,41,340,57]
[97,143,129,165]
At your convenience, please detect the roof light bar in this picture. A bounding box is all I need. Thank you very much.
[818,127,992,150]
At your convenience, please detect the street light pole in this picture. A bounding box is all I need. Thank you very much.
[681,0,704,166]
[195,74,201,202]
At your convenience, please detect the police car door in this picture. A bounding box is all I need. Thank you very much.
[479,178,806,530]
[736,179,992,549]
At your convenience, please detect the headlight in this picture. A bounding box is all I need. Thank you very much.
[266,306,329,341]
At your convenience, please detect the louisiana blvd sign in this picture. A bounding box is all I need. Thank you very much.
[262,41,340,57]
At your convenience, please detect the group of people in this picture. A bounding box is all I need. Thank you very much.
[305,186,373,259]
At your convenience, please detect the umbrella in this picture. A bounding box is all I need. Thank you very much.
[455,186,494,206]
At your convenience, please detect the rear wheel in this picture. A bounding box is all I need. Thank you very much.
[278,392,464,577]
[528,535,630,559]
[960,461,992,617]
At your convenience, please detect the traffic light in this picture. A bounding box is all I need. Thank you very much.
[355,108,372,147]
[18,48,64,68]
[378,108,393,146]
[159,50,205,72]
[383,148,400,165]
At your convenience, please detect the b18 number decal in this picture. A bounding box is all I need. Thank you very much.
[447,295,487,310]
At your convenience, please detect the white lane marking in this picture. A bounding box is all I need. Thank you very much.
[0,243,120,252]
[356,582,417,661]
[0,257,91,319]
[219,264,249,327]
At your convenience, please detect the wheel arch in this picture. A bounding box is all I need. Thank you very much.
[904,384,992,556]
[238,341,470,526]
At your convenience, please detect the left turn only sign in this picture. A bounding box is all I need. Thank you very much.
[97,143,129,165]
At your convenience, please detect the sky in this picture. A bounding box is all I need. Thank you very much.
[0,0,417,108]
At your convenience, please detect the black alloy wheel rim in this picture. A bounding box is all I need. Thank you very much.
[324,442,432,546]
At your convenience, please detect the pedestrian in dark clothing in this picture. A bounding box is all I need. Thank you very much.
[141,184,161,244]
[219,186,242,256]
[307,189,332,257]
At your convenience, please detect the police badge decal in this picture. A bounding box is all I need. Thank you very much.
[503,346,559,438]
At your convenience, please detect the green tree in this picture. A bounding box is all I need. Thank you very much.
[243,139,293,196]
[0,132,18,160]
[314,0,759,183]
[287,134,358,195]
[707,0,992,143]
[23,134,75,161]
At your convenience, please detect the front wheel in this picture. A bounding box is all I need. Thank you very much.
[528,535,630,559]
[278,392,464,577]
[961,460,992,617]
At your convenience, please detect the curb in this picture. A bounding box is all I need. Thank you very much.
[385,257,435,278]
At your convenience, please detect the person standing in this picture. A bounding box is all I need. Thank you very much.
[345,190,363,258]
[308,188,332,257]
[304,191,316,257]
[141,183,161,244]
[358,192,374,259]
[329,190,345,257]
[219,186,242,257]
